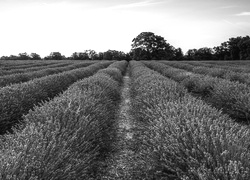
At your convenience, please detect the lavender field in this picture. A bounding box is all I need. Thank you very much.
[1,60,250,179]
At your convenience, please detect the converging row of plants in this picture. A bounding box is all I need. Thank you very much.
[144,61,250,123]
[0,61,128,180]
[0,61,74,76]
[185,60,250,73]
[0,60,61,71]
[129,61,250,179]
[161,61,250,85]
[1,60,250,179]
[0,61,97,88]
[0,61,112,134]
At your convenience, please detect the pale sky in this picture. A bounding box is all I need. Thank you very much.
[0,0,249,57]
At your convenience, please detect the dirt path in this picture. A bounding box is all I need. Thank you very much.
[102,65,138,179]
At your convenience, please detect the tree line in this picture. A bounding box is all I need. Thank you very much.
[0,50,132,61]
[131,32,250,60]
[186,36,250,60]
[1,32,249,61]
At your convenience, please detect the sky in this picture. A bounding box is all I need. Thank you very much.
[0,0,249,57]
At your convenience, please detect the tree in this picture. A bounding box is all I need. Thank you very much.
[213,42,230,60]
[30,53,41,60]
[131,48,147,60]
[213,36,250,60]
[86,50,97,60]
[125,52,132,61]
[131,32,175,60]
[71,50,98,60]
[9,55,19,60]
[46,52,63,60]
[184,48,213,60]
[185,49,198,60]
[92,53,99,60]
[102,50,127,60]
[238,36,250,60]
[71,52,89,60]
[227,37,242,60]
[18,52,30,60]
[71,52,78,60]
[173,48,184,60]
[196,47,213,60]
[0,56,9,60]
[103,50,113,60]
[97,52,104,60]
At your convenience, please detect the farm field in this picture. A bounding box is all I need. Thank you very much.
[1,60,250,179]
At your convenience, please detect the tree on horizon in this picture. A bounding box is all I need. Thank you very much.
[131,32,175,60]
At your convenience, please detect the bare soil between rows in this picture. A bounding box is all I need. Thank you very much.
[101,66,139,180]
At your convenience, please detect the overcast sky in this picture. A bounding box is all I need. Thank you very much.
[0,0,249,57]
